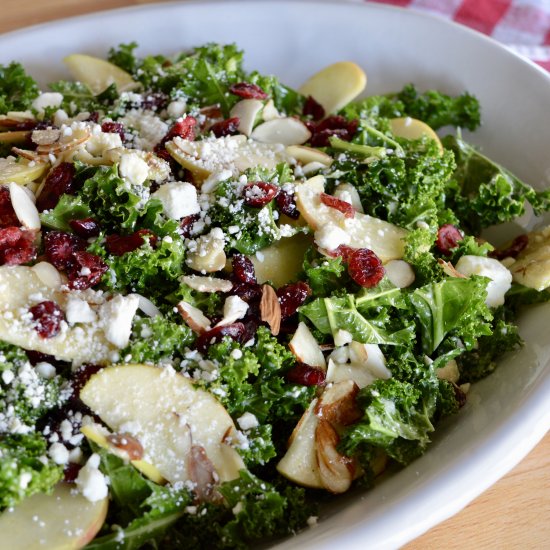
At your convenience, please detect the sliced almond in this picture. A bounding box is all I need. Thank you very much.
[315,418,354,494]
[251,118,311,146]
[262,99,280,121]
[384,259,415,288]
[438,258,466,278]
[215,295,248,327]
[315,379,361,427]
[181,275,233,293]
[299,61,367,114]
[31,262,63,289]
[177,301,211,334]
[31,129,61,146]
[229,99,263,137]
[8,182,40,230]
[0,131,30,144]
[135,294,162,318]
[286,145,333,167]
[289,321,326,369]
[106,432,144,460]
[188,444,220,504]
[36,129,90,156]
[302,161,328,175]
[260,284,281,336]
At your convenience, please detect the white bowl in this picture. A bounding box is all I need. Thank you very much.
[1,1,549,548]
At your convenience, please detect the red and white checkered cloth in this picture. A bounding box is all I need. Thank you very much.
[366,0,550,71]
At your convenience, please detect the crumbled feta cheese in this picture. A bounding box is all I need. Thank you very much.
[314,223,350,251]
[216,295,248,326]
[85,131,122,156]
[76,453,109,502]
[49,442,70,465]
[31,92,63,113]
[1,369,14,384]
[99,294,140,348]
[167,100,187,118]
[237,412,259,431]
[152,181,200,219]
[119,152,149,186]
[35,362,56,379]
[65,296,97,325]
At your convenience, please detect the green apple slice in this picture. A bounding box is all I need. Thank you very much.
[299,61,367,114]
[390,117,443,154]
[0,130,30,145]
[64,54,139,95]
[508,225,550,291]
[0,158,48,185]
[0,266,117,364]
[79,364,245,486]
[295,177,408,262]
[0,483,108,550]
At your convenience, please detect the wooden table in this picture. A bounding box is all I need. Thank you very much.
[2,1,549,547]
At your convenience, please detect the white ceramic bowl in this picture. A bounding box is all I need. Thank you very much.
[1,1,549,548]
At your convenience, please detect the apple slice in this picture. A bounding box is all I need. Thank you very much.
[390,117,443,154]
[0,266,117,364]
[508,225,550,291]
[79,364,245,486]
[295,177,408,262]
[64,54,139,95]
[0,483,107,550]
[299,62,366,114]
[250,118,311,146]
[0,158,48,185]
[229,99,263,136]
[251,233,312,287]
[289,322,326,369]
[286,145,333,167]
[0,130,29,144]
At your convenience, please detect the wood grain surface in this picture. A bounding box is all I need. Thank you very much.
[1,1,549,548]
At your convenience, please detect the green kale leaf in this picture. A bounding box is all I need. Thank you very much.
[0,62,39,114]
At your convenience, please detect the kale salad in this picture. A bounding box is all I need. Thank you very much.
[0,42,549,549]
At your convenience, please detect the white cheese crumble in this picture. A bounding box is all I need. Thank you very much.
[31,92,63,113]
[216,296,248,326]
[314,223,350,251]
[48,442,70,465]
[76,453,109,502]
[119,152,149,186]
[152,181,200,220]
[65,296,97,325]
[237,412,259,431]
[99,294,140,348]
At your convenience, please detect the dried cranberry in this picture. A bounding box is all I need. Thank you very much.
[105,229,157,256]
[26,350,60,366]
[303,95,325,121]
[101,121,125,141]
[490,234,529,260]
[436,224,463,256]
[453,382,467,408]
[0,227,36,265]
[0,188,20,228]
[286,363,326,386]
[154,117,197,161]
[210,117,240,138]
[229,82,268,100]
[86,112,100,123]
[71,364,103,400]
[180,214,200,238]
[277,281,311,319]
[275,190,299,219]
[232,254,257,284]
[63,462,82,483]
[230,281,263,303]
[195,322,246,353]
[69,218,101,239]
[66,251,108,290]
[320,193,355,218]
[44,231,86,270]
[328,244,356,262]
[309,116,359,147]
[37,163,76,212]
[29,301,65,339]
[243,182,279,207]
[141,92,168,111]
[347,248,385,288]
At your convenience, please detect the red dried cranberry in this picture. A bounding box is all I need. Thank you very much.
[180,214,200,238]
[286,363,326,386]
[36,163,76,212]
[320,193,355,218]
[348,248,385,288]
[105,229,157,256]
[436,224,463,256]
[26,350,58,366]
[309,116,359,147]
[210,117,240,137]
[230,282,263,303]
[195,322,246,353]
[232,254,257,284]
[277,281,311,319]
[0,187,20,228]
[44,231,86,270]
[86,112,100,123]
[275,190,299,220]
[154,117,197,161]
[101,121,125,140]
[63,462,82,483]
[141,92,168,111]
[69,218,101,239]
[71,364,103,400]
[0,227,36,265]
[453,382,467,408]
[490,234,528,260]
[29,301,65,338]
[328,244,356,262]
[243,182,279,207]
[229,82,268,100]
[66,251,108,290]
[303,95,325,121]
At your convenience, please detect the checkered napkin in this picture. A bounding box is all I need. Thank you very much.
[366,0,550,71]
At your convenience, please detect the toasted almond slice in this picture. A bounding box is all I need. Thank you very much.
[215,295,248,327]
[384,259,415,288]
[64,54,139,95]
[36,129,90,155]
[315,379,361,427]
[135,294,162,318]
[31,128,61,146]
[251,118,311,145]
[31,262,63,289]
[299,61,366,114]
[10,147,42,162]
[262,99,280,121]
[230,99,263,137]
[177,301,211,334]
[286,145,333,167]
[182,275,233,293]
[390,117,443,154]
[438,258,466,278]
[289,321,326,369]
[0,130,30,144]
[260,284,281,336]
[9,182,40,230]
[315,418,354,493]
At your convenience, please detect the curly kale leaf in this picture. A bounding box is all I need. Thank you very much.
[442,134,550,233]
[0,433,63,509]
[301,246,348,297]
[0,62,39,114]
[48,80,118,115]
[107,42,142,75]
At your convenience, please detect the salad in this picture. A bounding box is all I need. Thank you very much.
[0,42,549,549]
